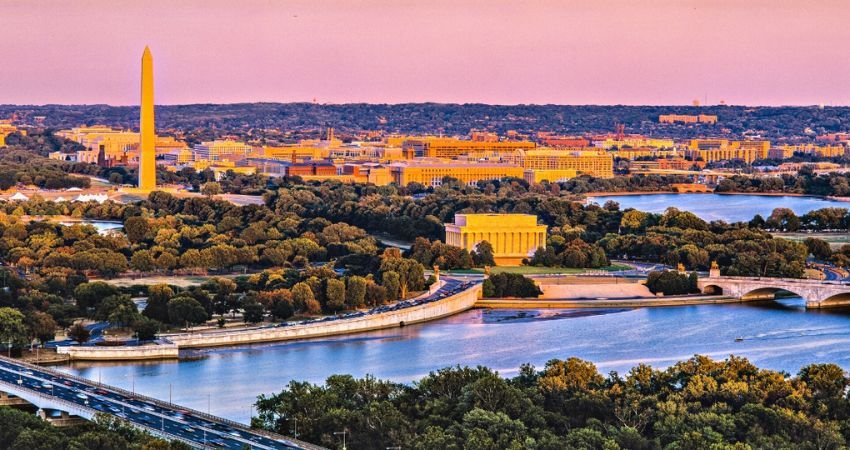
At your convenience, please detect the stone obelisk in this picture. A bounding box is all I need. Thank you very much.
[138,46,156,191]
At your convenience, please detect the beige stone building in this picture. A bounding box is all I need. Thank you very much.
[445,214,547,266]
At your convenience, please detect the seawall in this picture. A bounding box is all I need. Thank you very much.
[165,283,482,349]
[56,344,179,361]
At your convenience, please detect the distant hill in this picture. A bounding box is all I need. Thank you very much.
[1,103,847,141]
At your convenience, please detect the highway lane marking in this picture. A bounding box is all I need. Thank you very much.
[0,363,283,450]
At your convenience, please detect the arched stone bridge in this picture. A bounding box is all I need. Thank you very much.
[698,276,850,308]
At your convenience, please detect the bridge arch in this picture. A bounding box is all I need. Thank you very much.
[818,292,850,308]
[702,284,724,295]
[740,287,804,301]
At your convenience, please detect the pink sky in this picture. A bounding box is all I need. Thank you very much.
[2,0,849,106]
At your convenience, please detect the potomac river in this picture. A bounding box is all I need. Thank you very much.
[60,298,850,424]
[589,193,847,222]
[52,193,850,423]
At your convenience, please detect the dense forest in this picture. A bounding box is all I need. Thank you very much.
[255,355,850,450]
[3,103,850,142]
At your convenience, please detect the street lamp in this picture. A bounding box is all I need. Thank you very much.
[290,417,299,439]
[333,430,348,450]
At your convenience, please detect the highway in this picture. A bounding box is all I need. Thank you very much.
[0,356,319,450]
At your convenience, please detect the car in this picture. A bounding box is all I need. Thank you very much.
[143,405,156,411]
[63,380,73,386]
[76,393,88,399]
[229,430,241,437]
[41,382,52,388]
[109,406,121,413]
[95,389,108,395]
[183,426,196,433]
[23,370,34,376]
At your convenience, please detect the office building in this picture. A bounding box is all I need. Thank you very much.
[390,162,524,187]
[686,140,770,164]
[659,114,718,124]
[401,137,535,159]
[503,149,614,178]
[193,140,253,162]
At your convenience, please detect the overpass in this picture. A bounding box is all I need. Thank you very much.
[0,356,322,450]
[697,275,850,308]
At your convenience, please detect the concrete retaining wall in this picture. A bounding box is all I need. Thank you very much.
[56,344,179,361]
[170,284,482,349]
[538,283,653,299]
[476,295,736,309]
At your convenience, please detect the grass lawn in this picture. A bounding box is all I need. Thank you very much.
[774,232,850,249]
[445,264,632,275]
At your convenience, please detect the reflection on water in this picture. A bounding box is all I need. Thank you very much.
[482,308,631,323]
[59,298,850,423]
[590,194,845,222]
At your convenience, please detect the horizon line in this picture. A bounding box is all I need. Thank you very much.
[2,101,848,108]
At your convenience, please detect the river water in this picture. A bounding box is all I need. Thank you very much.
[53,194,850,423]
[589,193,847,222]
[59,299,850,423]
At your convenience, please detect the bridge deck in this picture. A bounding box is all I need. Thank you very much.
[0,355,322,450]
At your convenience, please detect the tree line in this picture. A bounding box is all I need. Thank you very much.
[254,355,850,450]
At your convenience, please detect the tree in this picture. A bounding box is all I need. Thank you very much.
[67,323,90,344]
[805,237,833,260]
[0,307,29,349]
[472,241,496,267]
[26,311,58,345]
[74,282,119,313]
[167,296,208,328]
[482,273,541,298]
[382,271,401,301]
[620,210,651,233]
[242,299,265,324]
[325,278,346,312]
[123,216,150,243]
[95,295,139,328]
[345,276,367,308]
[144,284,173,323]
[365,282,388,306]
[292,282,320,315]
[130,250,156,272]
[380,258,425,298]
[646,270,698,295]
[201,181,222,197]
[132,316,161,341]
[767,207,801,231]
[270,297,294,321]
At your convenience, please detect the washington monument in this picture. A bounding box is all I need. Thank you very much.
[138,46,156,190]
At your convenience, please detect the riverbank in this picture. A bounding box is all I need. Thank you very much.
[169,282,481,349]
[476,294,737,309]
[586,190,850,204]
[584,190,822,198]
[52,281,481,360]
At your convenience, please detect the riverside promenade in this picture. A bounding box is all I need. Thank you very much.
[58,278,482,361]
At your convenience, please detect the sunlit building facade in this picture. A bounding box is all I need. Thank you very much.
[401,138,535,159]
[686,139,770,164]
[445,213,548,266]
[504,149,614,178]
[390,162,524,187]
[193,140,253,162]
